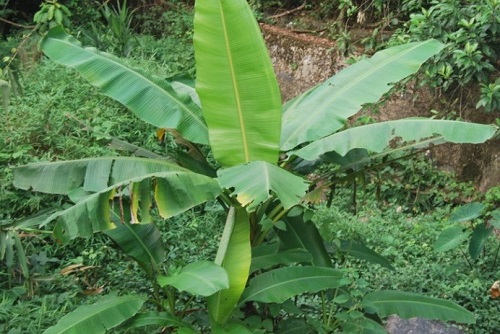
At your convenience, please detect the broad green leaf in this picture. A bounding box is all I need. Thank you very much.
[276,215,332,268]
[434,225,469,253]
[363,290,475,324]
[208,207,251,324]
[281,40,444,150]
[157,261,229,296]
[250,246,312,273]
[41,26,208,144]
[292,119,498,161]
[105,222,164,276]
[217,161,309,212]
[124,311,191,330]
[14,158,221,243]
[194,0,282,167]
[336,239,394,270]
[13,157,185,194]
[43,295,146,334]
[469,223,493,260]
[240,266,346,304]
[449,202,484,223]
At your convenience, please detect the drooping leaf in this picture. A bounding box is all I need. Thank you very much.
[240,266,346,304]
[105,222,164,276]
[449,202,484,223]
[363,290,475,324]
[281,40,444,150]
[14,157,221,243]
[335,239,394,270]
[250,245,312,273]
[434,225,469,253]
[217,161,309,212]
[292,119,498,161]
[468,223,493,260]
[43,295,146,334]
[41,26,208,144]
[208,207,251,324]
[194,0,282,167]
[157,261,229,296]
[276,215,332,268]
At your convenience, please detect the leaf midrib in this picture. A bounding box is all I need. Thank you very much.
[49,36,208,134]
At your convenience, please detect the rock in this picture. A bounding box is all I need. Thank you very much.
[385,315,465,334]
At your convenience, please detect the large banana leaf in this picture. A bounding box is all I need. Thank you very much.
[105,222,165,276]
[239,266,346,304]
[14,157,222,242]
[194,0,282,167]
[40,26,208,145]
[363,290,475,324]
[292,119,498,161]
[217,161,309,212]
[280,40,444,151]
[43,295,146,334]
[208,207,251,324]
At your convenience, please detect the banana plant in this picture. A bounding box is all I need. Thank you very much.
[13,0,498,332]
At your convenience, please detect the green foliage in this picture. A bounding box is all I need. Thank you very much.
[33,0,72,33]
[99,0,137,57]
[9,0,498,332]
[391,0,500,112]
[434,202,499,268]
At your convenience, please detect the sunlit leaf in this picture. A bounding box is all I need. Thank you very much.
[194,0,281,166]
[208,207,251,324]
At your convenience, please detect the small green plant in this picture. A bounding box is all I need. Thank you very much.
[100,0,137,57]
[390,0,500,112]
[434,202,500,269]
[33,0,72,33]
